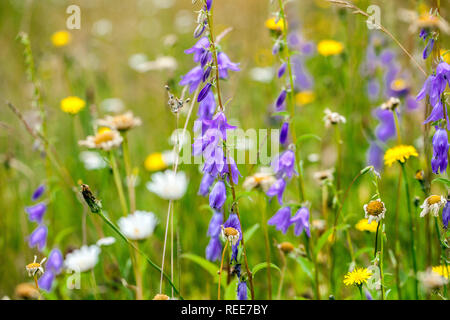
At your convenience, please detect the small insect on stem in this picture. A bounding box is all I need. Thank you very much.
[165,85,190,114]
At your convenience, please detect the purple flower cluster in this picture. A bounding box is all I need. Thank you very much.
[266,149,296,204]
[362,32,418,170]
[38,249,63,291]
[182,4,241,262]
[26,184,47,251]
[268,206,310,237]
[26,184,63,291]
[416,61,450,173]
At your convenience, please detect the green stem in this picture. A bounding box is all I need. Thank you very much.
[261,194,272,299]
[96,208,182,298]
[109,151,129,216]
[400,163,419,299]
[358,285,364,300]
[122,133,136,213]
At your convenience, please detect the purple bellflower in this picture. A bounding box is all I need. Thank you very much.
[290,207,310,237]
[268,206,292,234]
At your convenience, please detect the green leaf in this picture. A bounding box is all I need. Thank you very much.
[244,223,260,243]
[293,256,314,280]
[296,134,321,145]
[181,253,227,287]
[354,247,373,259]
[432,177,450,187]
[314,224,349,257]
[53,226,76,245]
[251,262,281,276]
[224,279,238,300]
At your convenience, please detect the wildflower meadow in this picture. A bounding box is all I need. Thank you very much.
[1,0,450,302]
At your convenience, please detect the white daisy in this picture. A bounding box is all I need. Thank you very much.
[420,195,447,218]
[118,211,158,240]
[146,170,188,200]
[221,226,240,246]
[97,111,142,131]
[64,245,101,273]
[242,167,276,192]
[26,256,46,277]
[78,129,123,151]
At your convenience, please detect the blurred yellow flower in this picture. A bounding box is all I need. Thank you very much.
[265,18,287,32]
[432,265,450,279]
[60,96,86,114]
[317,40,344,56]
[390,78,408,91]
[440,49,450,64]
[384,145,418,167]
[97,127,111,134]
[355,219,378,233]
[144,152,167,171]
[343,267,372,286]
[51,30,71,47]
[295,91,315,106]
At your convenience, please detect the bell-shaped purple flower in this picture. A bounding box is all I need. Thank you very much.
[423,38,435,60]
[290,207,310,237]
[179,66,203,94]
[272,150,297,179]
[374,108,396,142]
[268,206,292,234]
[29,225,47,251]
[38,270,55,291]
[237,281,248,300]
[198,90,216,120]
[205,112,236,140]
[367,142,383,171]
[266,178,286,205]
[199,173,216,196]
[207,211,223,237]
[46,249,64,274]
[221,155,241,185]
[25,203,47,224]
[431,127,449,174]
[209,181,226,210]
[206,236,222,261]
[280,122,289,144]
[206,0,213,11]
[217,52,240,79]
[32,184,45,201]
[442,202,450,229]
[184,37,210,63]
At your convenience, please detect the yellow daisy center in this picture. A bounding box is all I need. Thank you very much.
[366,200,384,216]
[391,78,407,91]
[427,195,442,205]
[224,227,239,237]
[279,242,295,253]
[26,262,40,269]
[51,30,71,47]
[94,130,114,145]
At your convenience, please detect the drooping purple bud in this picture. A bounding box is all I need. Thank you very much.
[431,127,449,174]
[28,225,48,251]
[198,83,212,102]
[25,203,47,224]
[32,184,45,201]
[209,180,226,209]
[198,173,215,196]
[206,0,213,11]
[38,270,55,291]
[280,122,289,144]
[290,207,310,237]
[276,90,287,110]
[266,178,286,205]
[268,206,292,234]
[237,281,248,300]
[278,63,287,78]
[46,249,64,274]
[202,66,212,82]
[423,38,435,60]
[443,202,450,229]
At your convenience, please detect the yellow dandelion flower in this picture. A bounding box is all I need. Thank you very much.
[317,40,344,56]
[355,219,378,233]
[51,30,71,47]
[432,265,450,279]
[144,152,167,171]
[343,267,372,286]
[441,49,450,64]
[384,145,418,167]
[60,96,86,115]
[265,18,287,32]
[295,91,315,106]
